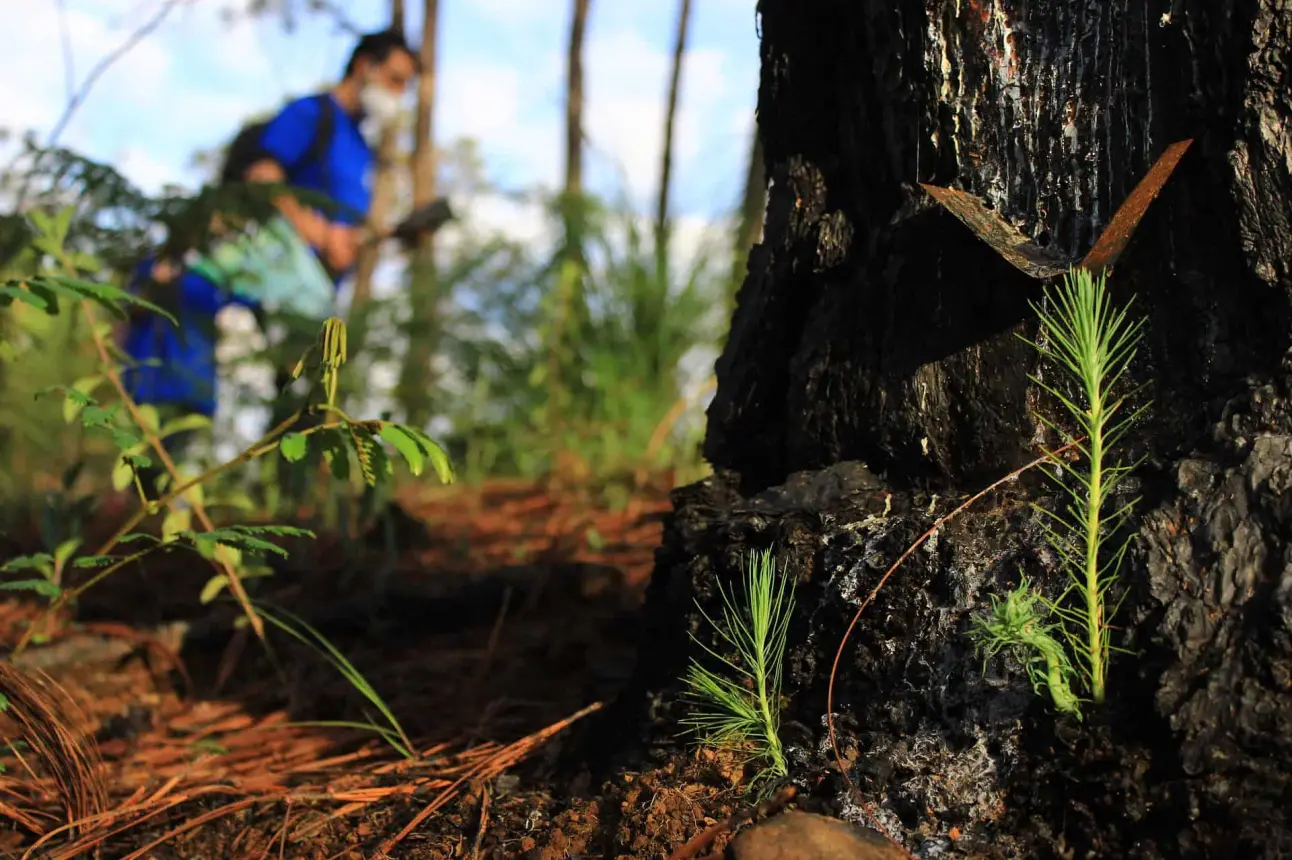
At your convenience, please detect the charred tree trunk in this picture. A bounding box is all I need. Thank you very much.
[619,1,1292,858]
[728,120,765,321]
[395,0,440,428]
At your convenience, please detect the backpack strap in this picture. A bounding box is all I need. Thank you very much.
[300,93,337,188]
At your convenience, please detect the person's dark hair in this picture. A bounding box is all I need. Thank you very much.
[343,29,418,77]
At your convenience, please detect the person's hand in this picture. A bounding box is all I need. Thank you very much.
[150,258,182,283]
[320,223,360,272]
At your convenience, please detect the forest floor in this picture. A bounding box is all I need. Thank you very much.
[0,479,759,859]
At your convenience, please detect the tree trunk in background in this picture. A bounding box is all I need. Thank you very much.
[620,1,1292,856]
[395,0,440,429]
[348,0,405,342]
[545,0,593,472]
[654,0,692,258]
[564,0,590,197]
[727,121,764,323]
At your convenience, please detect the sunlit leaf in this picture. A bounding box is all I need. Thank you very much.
[200,566,273,605]
[53,537,81,570]
[280,432,308,463]
[61,376,104,423]
[111,456,135,492]
[177,525,313,561]
[0,579,61,598]
[73,555,119,569]
[135,404,161,436]
[159,413,212,439]
[110,427,143,452]
[377,423,424,476]
[0,284,51,311]
[161,508,191,541]
[1,554,53,574]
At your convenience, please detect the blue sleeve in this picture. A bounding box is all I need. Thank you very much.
[128,257,156,294]
[257,97,322,171]
[179,272,260,315]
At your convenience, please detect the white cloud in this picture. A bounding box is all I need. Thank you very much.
[583,30,736,209]
[0,1,173,148]
[466,192,553,246]
[439,62,525,143]
[470,0,547,25]
[114,146,185,194]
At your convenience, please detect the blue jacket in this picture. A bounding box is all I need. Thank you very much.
[122,93,373,414]
[121,262,254,416]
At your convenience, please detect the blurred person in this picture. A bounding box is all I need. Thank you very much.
[121,29,421,493]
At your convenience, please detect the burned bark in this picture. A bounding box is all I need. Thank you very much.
[708,0,1289,493]
[617,1,1292,858]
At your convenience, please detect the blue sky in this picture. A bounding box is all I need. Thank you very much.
[3,0,761,223]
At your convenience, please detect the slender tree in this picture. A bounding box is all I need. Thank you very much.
[395,0,441,428]
[544,0,594,466]
[348,0,406,319]
[564,0,590,197]
[655,0,693,260]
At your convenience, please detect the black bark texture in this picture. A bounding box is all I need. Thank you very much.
[620,1,1292,858]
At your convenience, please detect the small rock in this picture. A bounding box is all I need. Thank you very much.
[729,811,909,860]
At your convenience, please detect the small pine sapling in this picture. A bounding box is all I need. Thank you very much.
[972,266,1148,718]
[680,547,795,790]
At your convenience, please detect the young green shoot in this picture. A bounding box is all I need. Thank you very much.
[971,577,1080,716]
[680,548,795,791]
[973,266,1147,716]
[253,601,414,759]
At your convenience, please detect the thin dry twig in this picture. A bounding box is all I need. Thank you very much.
[469,781,491,859]
[53,0,76,104]
[276,798,294,860]
[379,701,604,854]
[118,796,261,860]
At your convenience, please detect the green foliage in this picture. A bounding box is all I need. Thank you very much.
[972,267,1148,717]
[175,523,315,559]
[0,143,448,763]
[971,577,1080,716]
[443,190,720,484]
[0,543,78,599]
[681,548,795,791]
[3,204,451,671]
[2,139,345,276]
[252,602,414,759]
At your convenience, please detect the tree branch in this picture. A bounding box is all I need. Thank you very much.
[45,0,187,149]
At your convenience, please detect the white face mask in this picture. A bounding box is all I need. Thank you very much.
[359,79,403,129]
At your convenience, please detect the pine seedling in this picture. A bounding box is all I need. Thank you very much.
[680,548,795,790]
[973,266,1148,715]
